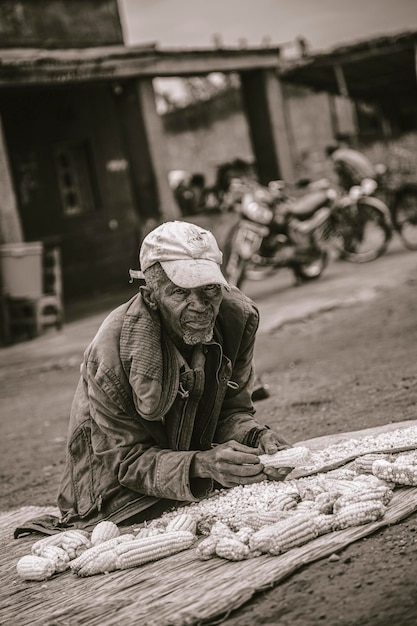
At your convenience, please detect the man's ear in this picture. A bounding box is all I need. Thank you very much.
[140,285,158,310]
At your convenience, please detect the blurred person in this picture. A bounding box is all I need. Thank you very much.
[171,172,211,216]
[326,135,377,191]
[53,221,291,529]
[170,171,194,215]
[188,172,206,212]
[215,158,257,211]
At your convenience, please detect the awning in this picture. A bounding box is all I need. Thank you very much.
[279,30,417,102]
[0,44,282,88]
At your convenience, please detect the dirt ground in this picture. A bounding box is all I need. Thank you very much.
[1,273,417,625]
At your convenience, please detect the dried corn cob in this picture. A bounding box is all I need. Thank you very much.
[333,486,392,513]
[16,555,56,581]
[73,549,120,576]
[296,481,327,501]
[196,535,219,560]
[134,527,166,539]
[165,513,197,535]
[209,521,235,538]
[31,529,90,553]
[115,531,195,570]
[313,492,338,515]
[295,501,316,514]
[196,515,217,536]
[272,492,299,511]
[352,473,393,489]
[215,536,250,561]
[32,529,91,560]
[249,514,318,555]
[34,545,70,573]
[60,535,92,559]
[318,478,364,496]
[353,453,389,474]
[332,500,386,531]
[313,514,335,536]
[91,521,120,545]
[395,450,417,462]
[325,468,358,481]
[70,534,135,575]
[30,534,62,553]
[238,509,290,531]
[259,446,313,468]
[235,526,255,544]
[196,523,254,561]
[372,459,417,486]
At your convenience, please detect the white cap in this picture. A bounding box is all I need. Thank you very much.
[139,221,229,289]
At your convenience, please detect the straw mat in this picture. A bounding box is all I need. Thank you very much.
[2,421,417,626]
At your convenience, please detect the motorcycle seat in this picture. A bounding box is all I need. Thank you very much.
[287,190,330,219]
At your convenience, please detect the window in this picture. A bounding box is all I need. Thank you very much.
[54,141,97,217]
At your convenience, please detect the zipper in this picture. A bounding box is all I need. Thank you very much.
[175,396,189,450]
[199,343,236,446]
[212,341,238,389]
[178,382,190,399]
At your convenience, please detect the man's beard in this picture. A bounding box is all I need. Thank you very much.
[182,327,214,345]
[181,311,215,345]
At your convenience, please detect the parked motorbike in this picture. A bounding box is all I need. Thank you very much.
[222,179,332,288]
[322,177,393,263]
[374,164,417,251]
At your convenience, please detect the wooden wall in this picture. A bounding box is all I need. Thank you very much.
[0,0,123,48]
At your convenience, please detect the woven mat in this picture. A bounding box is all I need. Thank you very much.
[2,420,417,626]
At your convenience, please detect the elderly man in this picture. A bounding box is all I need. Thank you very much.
[56,221,290,529]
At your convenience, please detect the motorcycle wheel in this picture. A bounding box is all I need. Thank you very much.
[222,223,249,288]
[293,249,328,282]
[333,197,392,263]
[392,184,417,250]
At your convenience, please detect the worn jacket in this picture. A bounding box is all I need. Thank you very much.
[57,287,266,528]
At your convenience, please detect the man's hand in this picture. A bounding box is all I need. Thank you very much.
[257,429,291,455]
[257,430,293,482]
[192,441,265,488]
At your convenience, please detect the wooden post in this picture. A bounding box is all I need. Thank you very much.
[0,114,23,244]
[328,93,339,139]
[415,43,417,81]
[334,64,349,98]
[240,69,295,184]
[264,70,295,183]
[333,63,359,142]
[134,78,179,221]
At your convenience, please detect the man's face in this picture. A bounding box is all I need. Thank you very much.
[152,278,224,346]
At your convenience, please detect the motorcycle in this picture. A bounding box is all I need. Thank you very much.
[373,164,417,251]
[222,179,332,288]
[321,177,393,263]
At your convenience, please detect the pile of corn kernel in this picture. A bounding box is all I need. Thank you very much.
[16,427,417,577]
[148,439,417,562]
[288,425,417,475]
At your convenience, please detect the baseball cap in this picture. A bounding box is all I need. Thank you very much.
[137,221,230,289]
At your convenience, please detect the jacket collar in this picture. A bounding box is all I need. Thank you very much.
[119,294,180,421]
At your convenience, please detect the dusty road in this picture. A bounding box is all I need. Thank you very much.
[1,235,417,625]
